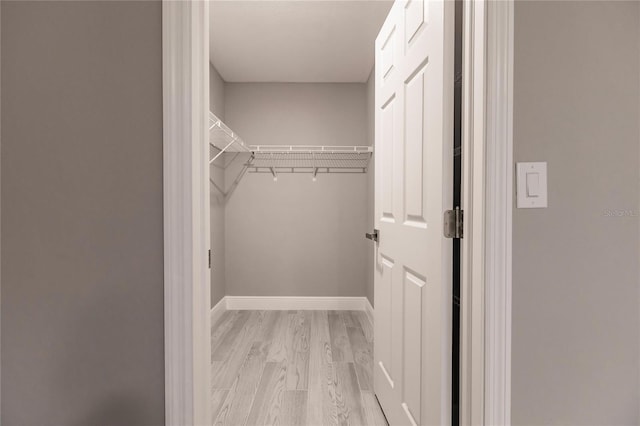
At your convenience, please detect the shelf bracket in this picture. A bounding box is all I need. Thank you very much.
[210,138,238,164]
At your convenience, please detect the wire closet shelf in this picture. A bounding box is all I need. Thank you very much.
[248,145,373,175]
[209,112,252,165]
[209,112,373,176]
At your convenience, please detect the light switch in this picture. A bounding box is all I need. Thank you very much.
[517,162,547,208]
[526,172,540,197]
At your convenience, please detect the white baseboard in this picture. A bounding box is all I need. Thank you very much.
[224,296,368,311]
[364,298,374,323]
[210,296,227,326]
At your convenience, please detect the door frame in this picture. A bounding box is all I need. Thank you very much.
[459,0,514,425]
[161,0,514,424]
[162,1,211,425]
[483,2,514,424]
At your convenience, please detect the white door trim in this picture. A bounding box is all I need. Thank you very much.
[162,1,211,425]
[484,1,514,424]
[460,0,513,425]
[460,0,487,424]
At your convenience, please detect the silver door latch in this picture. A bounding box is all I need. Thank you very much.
[365,229,379,243]
[444,207,463,239]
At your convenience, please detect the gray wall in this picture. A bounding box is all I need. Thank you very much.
[210,64,226,307]
[0,1,3,414]
[224,83,370,298]
[210,63,225,121]
[366,69,375,306]
[1,2,164,425]
[512,2,639,424]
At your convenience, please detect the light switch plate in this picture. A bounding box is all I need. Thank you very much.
[516,162,547,208]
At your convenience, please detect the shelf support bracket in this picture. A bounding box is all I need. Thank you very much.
[210,138,239,164]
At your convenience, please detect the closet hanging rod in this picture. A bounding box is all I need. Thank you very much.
[250,145,373,154]
[249,167,368,174]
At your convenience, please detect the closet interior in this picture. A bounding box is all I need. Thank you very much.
[207,1,391,311]
[206,1,468,424]
[207,1,392,424]
[208,84,377,306]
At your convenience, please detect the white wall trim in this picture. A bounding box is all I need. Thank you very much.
[225,296,368,311]
[162,1,211,425]
[364,298,374,324]
[484,1,514,424]
[210,297,227,327]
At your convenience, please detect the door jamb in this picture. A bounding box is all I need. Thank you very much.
[460,0,487,423]
[162,1,211,425]
[460,0,513,425]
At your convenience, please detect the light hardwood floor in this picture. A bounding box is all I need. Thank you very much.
[211,310,388,426]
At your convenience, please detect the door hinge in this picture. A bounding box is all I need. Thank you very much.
[365,229,379,243]
[208,249,211,269]
[444,207,463,239]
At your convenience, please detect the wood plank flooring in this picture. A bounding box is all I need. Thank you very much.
[212,310,388,426]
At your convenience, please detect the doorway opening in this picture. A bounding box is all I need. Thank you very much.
[206,1,461,425]
[162,1,508,424]
[207,2,391,424]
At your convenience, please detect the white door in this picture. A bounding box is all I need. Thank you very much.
[373,1,453,425]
